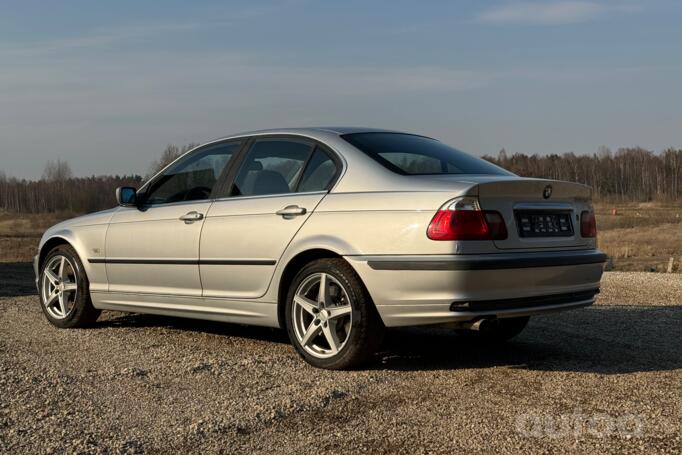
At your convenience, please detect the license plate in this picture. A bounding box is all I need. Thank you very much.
[516,212,573,237]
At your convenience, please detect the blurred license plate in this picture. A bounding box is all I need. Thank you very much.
[516,212,573,237]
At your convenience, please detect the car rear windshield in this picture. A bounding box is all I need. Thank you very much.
[341,132,511,176]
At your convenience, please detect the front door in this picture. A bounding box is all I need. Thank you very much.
[200,138,340,299]
[105,140,242,296]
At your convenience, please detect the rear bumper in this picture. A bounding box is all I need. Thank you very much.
[346,250,606,327]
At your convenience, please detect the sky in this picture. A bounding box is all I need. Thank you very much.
[1,0,681,179]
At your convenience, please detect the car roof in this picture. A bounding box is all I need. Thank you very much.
[148,127,503,195]
[214,126,412,141]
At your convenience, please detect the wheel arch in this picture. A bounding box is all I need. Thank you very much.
[38,235,76,270]
[276,248,345,329]
[36,234,102,327]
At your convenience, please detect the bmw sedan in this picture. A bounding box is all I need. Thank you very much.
[35,128,606,369]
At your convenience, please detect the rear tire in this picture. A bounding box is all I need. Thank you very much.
[455,317,529,343]
[285,258,384,369]
[39,244,100,328]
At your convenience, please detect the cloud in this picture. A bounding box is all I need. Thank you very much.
[0,53,491,114]
[477,1,641,25]
[0,3,291,58]
[0,23,199,58]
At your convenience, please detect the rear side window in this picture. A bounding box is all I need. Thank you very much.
[298,148,338,192]
[232,139,312,196]
[342,133,511,176]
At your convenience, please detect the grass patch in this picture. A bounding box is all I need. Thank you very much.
[595,202,682,271]
[0,211,75,263]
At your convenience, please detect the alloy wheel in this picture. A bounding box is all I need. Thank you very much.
[41,255,79,320]
[291,272,353,359]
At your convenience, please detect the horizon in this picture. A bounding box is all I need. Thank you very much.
[2,0,682,179]
[2,141,674,183]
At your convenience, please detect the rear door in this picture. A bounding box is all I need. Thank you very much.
[199,137,340,299]
[476,179,593,250]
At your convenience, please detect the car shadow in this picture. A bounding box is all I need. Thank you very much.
[377,304,682,374]
[97,312,290,345]
[97,304,681,375]
[0,262,35,297]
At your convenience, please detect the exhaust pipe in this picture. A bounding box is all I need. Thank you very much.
[462,318,499,331]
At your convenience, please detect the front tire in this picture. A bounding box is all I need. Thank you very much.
[39,244,100,328]
[285,258,383,370]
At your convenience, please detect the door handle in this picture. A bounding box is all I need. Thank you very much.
[276,205,307,218]
[179,211,204,223]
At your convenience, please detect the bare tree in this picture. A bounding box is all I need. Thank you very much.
[148,143,199,177]
[597,145,612,159]
[42,159,73,182]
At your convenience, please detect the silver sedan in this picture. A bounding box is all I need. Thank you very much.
[35,128,605,369]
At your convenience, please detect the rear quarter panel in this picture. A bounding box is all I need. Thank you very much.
[291,191,493,256]
[262,189,488,303]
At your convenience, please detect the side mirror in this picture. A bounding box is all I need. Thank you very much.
[116,187,138,207]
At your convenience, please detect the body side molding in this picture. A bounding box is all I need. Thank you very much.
[88,258,276,266]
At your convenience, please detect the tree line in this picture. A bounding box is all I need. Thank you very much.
[484,147,682,202]
[0,171,142,214]
[1,145,681,214]
[0,144,199,214]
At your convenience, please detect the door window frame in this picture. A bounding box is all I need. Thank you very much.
[136,139,247,208]
[212,134,344,200]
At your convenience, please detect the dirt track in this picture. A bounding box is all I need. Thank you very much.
[1,264,680,454]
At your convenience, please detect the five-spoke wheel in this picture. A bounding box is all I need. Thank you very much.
[39,244,100,328]
[285,258,383,369]
[292,272,353,358]
[41,255,79,319]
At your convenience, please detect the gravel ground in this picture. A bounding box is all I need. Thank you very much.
[1,264,680,454]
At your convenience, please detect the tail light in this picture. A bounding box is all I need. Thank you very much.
[580,210,597,238]
[427,197,507,241]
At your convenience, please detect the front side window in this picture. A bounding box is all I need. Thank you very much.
[232,139,313,197]
[145,141,240,204]
[342,132,512,176]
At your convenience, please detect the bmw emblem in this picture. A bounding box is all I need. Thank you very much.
[543,185,553,199]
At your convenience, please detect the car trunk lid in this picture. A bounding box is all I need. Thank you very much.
[473,178,593,250]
